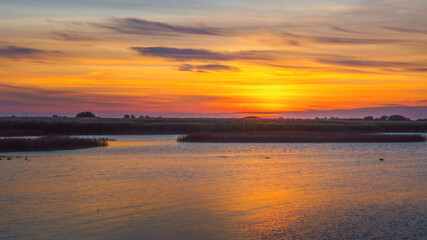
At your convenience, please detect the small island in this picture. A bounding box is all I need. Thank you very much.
[0,136,108,152]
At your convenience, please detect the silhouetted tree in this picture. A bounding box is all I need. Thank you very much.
[364,116,374,121]
[389,115,409,121]
[379,115,388,121]
[124,114,130,119]
[131,115,136,118]
[76,112,96,118]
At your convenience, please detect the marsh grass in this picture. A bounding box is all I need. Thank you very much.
[0,136,108,152]
[177,131,426,143]
[0,117,426,136]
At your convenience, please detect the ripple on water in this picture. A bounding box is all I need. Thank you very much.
[0,135,425,239]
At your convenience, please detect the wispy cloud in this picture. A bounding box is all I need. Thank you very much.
[131,47,233,61]
[331,26,365,34]
[310,36,400,44]
[0,83,125,108]
[130,46,279,62]
[50,31,99,41]
[408,68,427,72]
[0,46,61,59]
[0,46,45,59]
[380,26,427,34]
[176,64,239,73]
[274,30,401,45]
[98,18,226,36]
[0,83,222,115]
[95,17,402,47]
[317,58,412,68]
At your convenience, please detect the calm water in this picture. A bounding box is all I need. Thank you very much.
[0,135,426,239]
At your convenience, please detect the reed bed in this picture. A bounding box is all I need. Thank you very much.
[0,136,108,152]
[177,131,426,143]
[0,117,426,136]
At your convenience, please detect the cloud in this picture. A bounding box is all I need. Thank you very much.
[272,29,401,45]
[0,46,45,59]
[131,47,233,61]
[176,64,239,73]
[50,31,99,41]
[99,18,399,46]
[98,18,226,36]
[380,26,427,34]
[310,36,400,44]
[0,46,61,59]
[407,68,427,72]
[317,58,411,68]
[131,46,280,62]
[331,26,364,34]
[0,83,222,116]
[0,83,125,108]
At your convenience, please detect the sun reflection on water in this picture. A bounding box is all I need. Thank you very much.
[0,136,425,239]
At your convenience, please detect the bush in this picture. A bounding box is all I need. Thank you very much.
[389,115,409,121]
[76,112,96,118]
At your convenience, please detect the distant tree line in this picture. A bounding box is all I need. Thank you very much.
[75,112,161,119]
[317,115,412,121]
[363,115,410,121]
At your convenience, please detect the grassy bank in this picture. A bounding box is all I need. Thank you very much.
[0,136,108,152]
[177,131,426,143]
[1,117,426,136]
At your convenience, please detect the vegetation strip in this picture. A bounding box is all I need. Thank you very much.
[0,136,108,152]
[177,131,426,143]
[0,117,426,136]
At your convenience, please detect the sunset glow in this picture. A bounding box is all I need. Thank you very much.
[1,0,426,118]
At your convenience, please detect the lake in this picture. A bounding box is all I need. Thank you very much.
[0,135,426,239]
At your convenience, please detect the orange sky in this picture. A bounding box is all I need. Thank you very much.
[0,0,426,118]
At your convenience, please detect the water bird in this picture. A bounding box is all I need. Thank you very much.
[379,158,384,161]
[7,157,11,160]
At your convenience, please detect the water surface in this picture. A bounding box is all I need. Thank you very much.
[0,135,426,239]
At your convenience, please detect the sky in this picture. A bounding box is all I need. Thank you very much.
[0,0,426,118]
